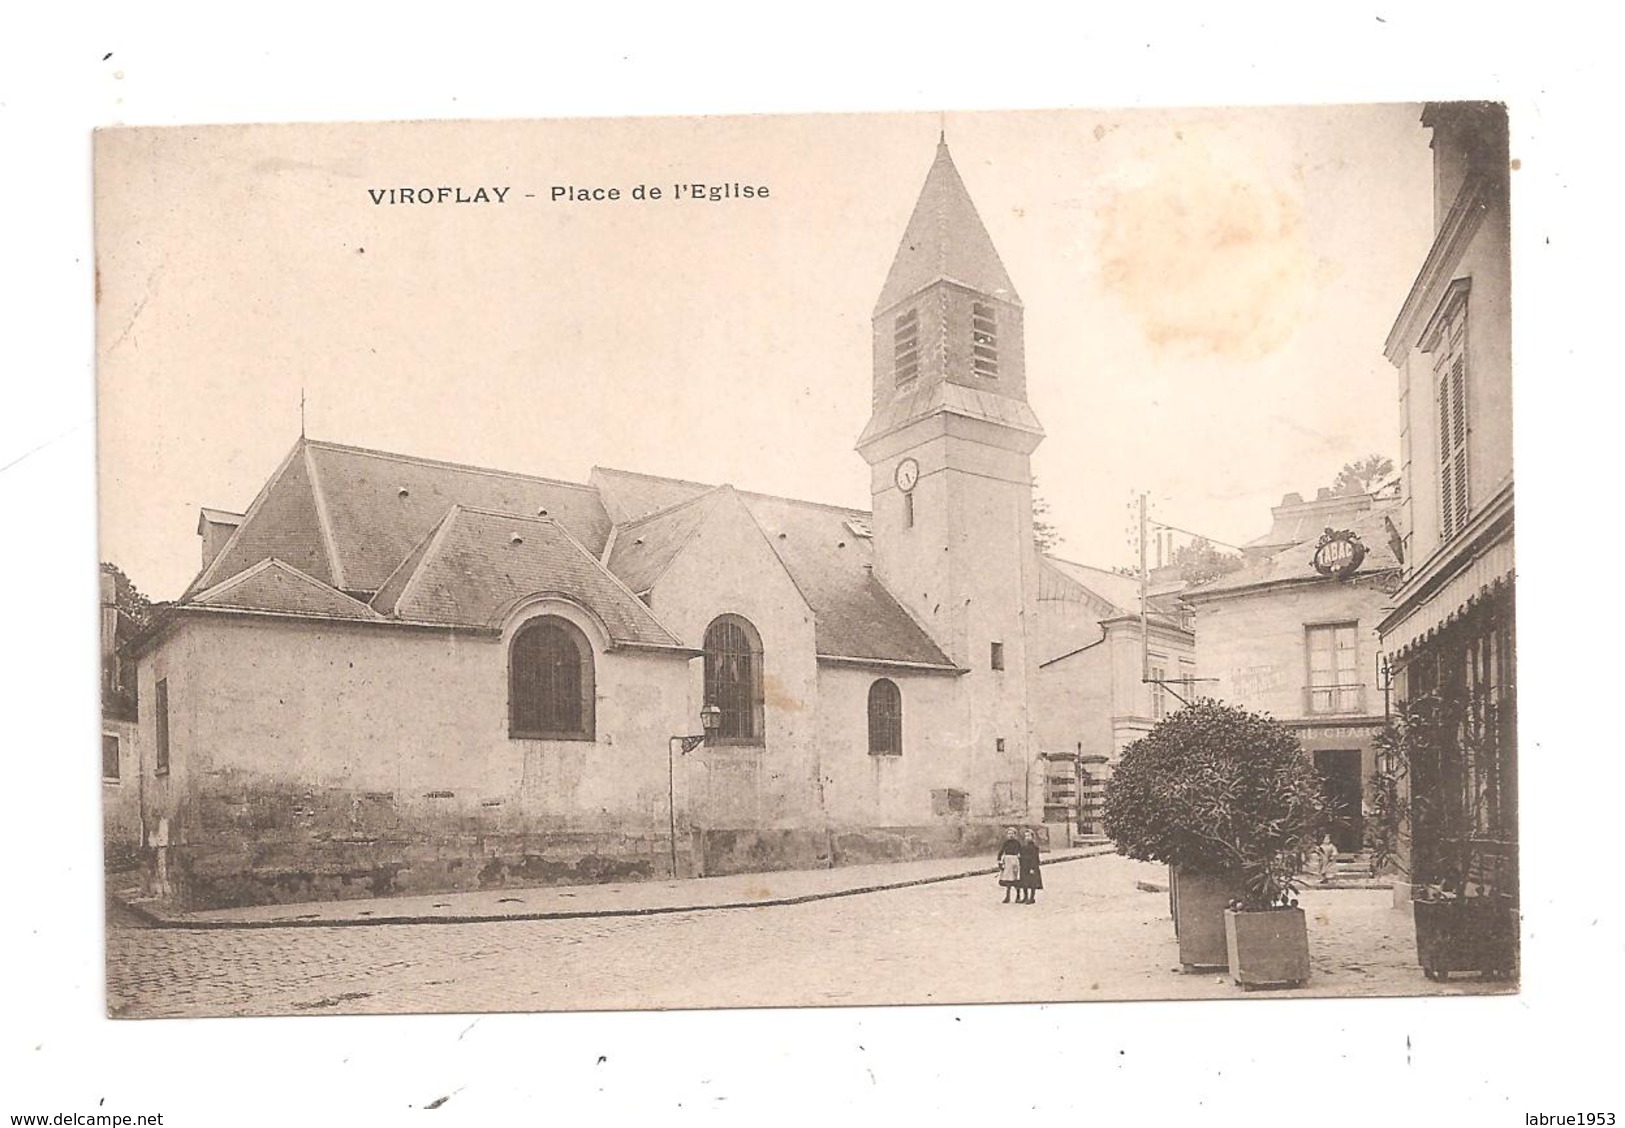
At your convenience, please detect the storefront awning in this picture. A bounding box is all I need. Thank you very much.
[1381,537,1514,659]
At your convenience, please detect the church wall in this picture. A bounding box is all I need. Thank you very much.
[135,612,695,909]
[646,494,823,830]
[814,664,962,827]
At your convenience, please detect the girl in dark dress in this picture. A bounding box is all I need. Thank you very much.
[1018,829,1043,904]
[997,828,1023,903]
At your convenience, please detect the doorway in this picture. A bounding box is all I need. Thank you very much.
[1314,749,1364,853]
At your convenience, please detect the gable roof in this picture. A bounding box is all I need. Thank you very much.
[176,440,955,667]
[370,505,684,646]
[1243,490,1375,555]
[605,487,727,595]
[192,559,382,621]
[590,466,714,526]
[875,137,1020,315]
[1041,556,1190,631]
[188,442,336,597]
[1042,557,1140,617]
[188,439,613,600]
[307,441,612,593]
[735,491,953,668]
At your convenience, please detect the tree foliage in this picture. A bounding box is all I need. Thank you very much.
[100,562,153,629]
[1366,685,1510,899]
[1331,454,1396,497]
[1170,537,1243,585]
[1103,699,1331,909]
[1032,479,1062,553]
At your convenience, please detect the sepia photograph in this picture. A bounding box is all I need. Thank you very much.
[92,104,1518,1019]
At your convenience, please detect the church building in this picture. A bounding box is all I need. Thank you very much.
[125,138,1140,909]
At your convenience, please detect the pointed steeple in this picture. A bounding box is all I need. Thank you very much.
[874,138,1020,316]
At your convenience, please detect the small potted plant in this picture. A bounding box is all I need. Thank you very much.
[1105,700,1328,981]
[1366,691,1518,981]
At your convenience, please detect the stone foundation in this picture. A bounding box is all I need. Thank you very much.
[151,808,1051,910]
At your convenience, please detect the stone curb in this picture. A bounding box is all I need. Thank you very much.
[116,845,1122,931]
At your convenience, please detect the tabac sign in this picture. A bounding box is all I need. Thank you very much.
[1312,528,1368,578]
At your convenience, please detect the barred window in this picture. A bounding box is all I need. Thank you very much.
[509,617,595,740]
[972,301,998,378]
[894,308,920,385]
[705,614,765,743]
[867,678,902,756]
[102,734,120,781]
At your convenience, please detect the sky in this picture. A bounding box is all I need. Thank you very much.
[95,105,1436,601]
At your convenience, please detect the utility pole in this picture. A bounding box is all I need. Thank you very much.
[1139,491,1149,683]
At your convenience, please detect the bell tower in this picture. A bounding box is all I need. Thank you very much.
[856,136,1044,818]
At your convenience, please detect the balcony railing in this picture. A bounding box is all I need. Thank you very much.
[1305,683,1367,716]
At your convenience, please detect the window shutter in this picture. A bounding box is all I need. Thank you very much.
[1438,373,1455,539]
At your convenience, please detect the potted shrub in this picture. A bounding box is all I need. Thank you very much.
[1105,700,1329,982]
[1367,691,1518,981]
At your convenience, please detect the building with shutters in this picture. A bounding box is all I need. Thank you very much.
[122,137,1148,909]
[1375,102,1515,901]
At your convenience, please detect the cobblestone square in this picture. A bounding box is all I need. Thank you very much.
[106,854,1512,1018]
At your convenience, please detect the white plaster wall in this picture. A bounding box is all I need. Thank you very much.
[647,493,822,828]
[815,664,963,826]
[137,609,694,840]
[1191,580,1392,722]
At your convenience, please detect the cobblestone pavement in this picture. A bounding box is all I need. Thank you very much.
[106,854,1513,1018]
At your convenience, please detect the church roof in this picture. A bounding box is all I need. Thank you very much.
[874,137,1020,316]
[605,487,727,595]
[590,466,713,525]
[191,558,383,621]
[189,440,613,600]
[177,440,954,667]
[367,505,684,645]
[737,491,952,667]
[855,379,1044,449]
[597,470,956,668]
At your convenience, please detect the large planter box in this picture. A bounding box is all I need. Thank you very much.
[1171,868,1237,971]
[1413,897,1517,981]
[1224,907,1309,989]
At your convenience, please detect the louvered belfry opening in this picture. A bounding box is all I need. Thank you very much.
[894,307,920,385]
[509,617,594,739]
[704,614,764,743]
[971,301,999,378]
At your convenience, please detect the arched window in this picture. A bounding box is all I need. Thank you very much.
[704,614,764,744]
[868,678,902,756]
[509,616,595,740]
